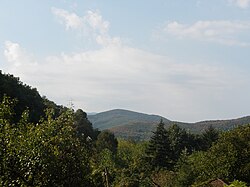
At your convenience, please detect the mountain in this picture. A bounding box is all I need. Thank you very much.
[88,109,171,140]
[88,109,170,129]
[88,109,250,140]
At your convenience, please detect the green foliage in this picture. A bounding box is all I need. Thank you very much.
[228,180,248,187]
[0,72,45,123]
[175,125,250,186]
[74,109,96,139]
[91,131,119,186]
[91,148,117,187]
[114,140,150,186]
[0,95,17,124]
[42,96,68,119]
[96,130,118,154]
[167,124,197,164]
[200,125,219,150]
[145,120,172,169]
[0,96,92,186]
[145,122,205,172]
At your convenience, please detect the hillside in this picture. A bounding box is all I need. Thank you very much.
[175,116,250,133]
[0,71,45,122]
[88,109,171,129]
[0,71,66,122]
[89,109,250,140]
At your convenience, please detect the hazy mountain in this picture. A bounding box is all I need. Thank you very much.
[88,109,250,140]
[88,109,170,129]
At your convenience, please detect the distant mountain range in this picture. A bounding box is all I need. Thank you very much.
[88,109,250,140]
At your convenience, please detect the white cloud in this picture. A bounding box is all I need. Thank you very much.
[228,0,250,8]
[51,8,109,34]
[51,7,83,30]
[4,41,27,64]
[3,40,237,121]
[3,41,38,74]
[84,10,109,34]
[161,20,250,46]
[2,9,249,122]
[51,7,120,47]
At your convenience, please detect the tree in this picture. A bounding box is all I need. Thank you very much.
[91,148,117,187]
[200,125,219,150]
[74,109,95,139]
[167,124,190,163]
[0,72,45,123]
[0,96,92,186]
[114,140,150,186]
[96,130,118,154]
[175,124,250,186]
[145,119,172,169]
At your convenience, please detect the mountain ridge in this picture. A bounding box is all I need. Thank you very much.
[88,109,250,140]
[88,108,171,130]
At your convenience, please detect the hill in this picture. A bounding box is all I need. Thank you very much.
[88,109,171,130]
[89,109,250,140]
[174,116,250,133]
[0,71,45,122]
[0,71,66,122]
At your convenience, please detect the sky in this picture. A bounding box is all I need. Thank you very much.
[1,0,250,122]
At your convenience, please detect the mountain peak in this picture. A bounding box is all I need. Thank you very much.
[88,109,170,130]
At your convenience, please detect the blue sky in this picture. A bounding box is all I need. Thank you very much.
[1,0,250,122]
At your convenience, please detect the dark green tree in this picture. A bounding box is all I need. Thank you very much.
[0,71,45,123]
[96,130,118,154]
[74,109,95,139]
[200,125,219,150]
[145,119,172,169]
[167,124,190,163]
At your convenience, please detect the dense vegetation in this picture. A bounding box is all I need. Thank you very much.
[0,70,67,123]
[0,71,45,123]
[1,72,250,186]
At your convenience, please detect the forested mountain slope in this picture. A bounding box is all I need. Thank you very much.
[89,109,250,140]
[88,109,171,130]
[0,71,45,122]
[0,71,65,122]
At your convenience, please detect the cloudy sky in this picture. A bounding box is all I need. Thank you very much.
[1,0,250,122]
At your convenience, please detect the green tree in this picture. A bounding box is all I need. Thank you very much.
[74,109,95,139]
[200,125,219,150]
[145,120,172,169]
[167,124,192,163]
[96,130,118,154]
[114,140,150,186]
[0,71,45,123]
[92,148,117,187]
[175,124,250,186]
[0,96,92,186]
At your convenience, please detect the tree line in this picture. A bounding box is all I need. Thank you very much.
[1,95,249,186]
